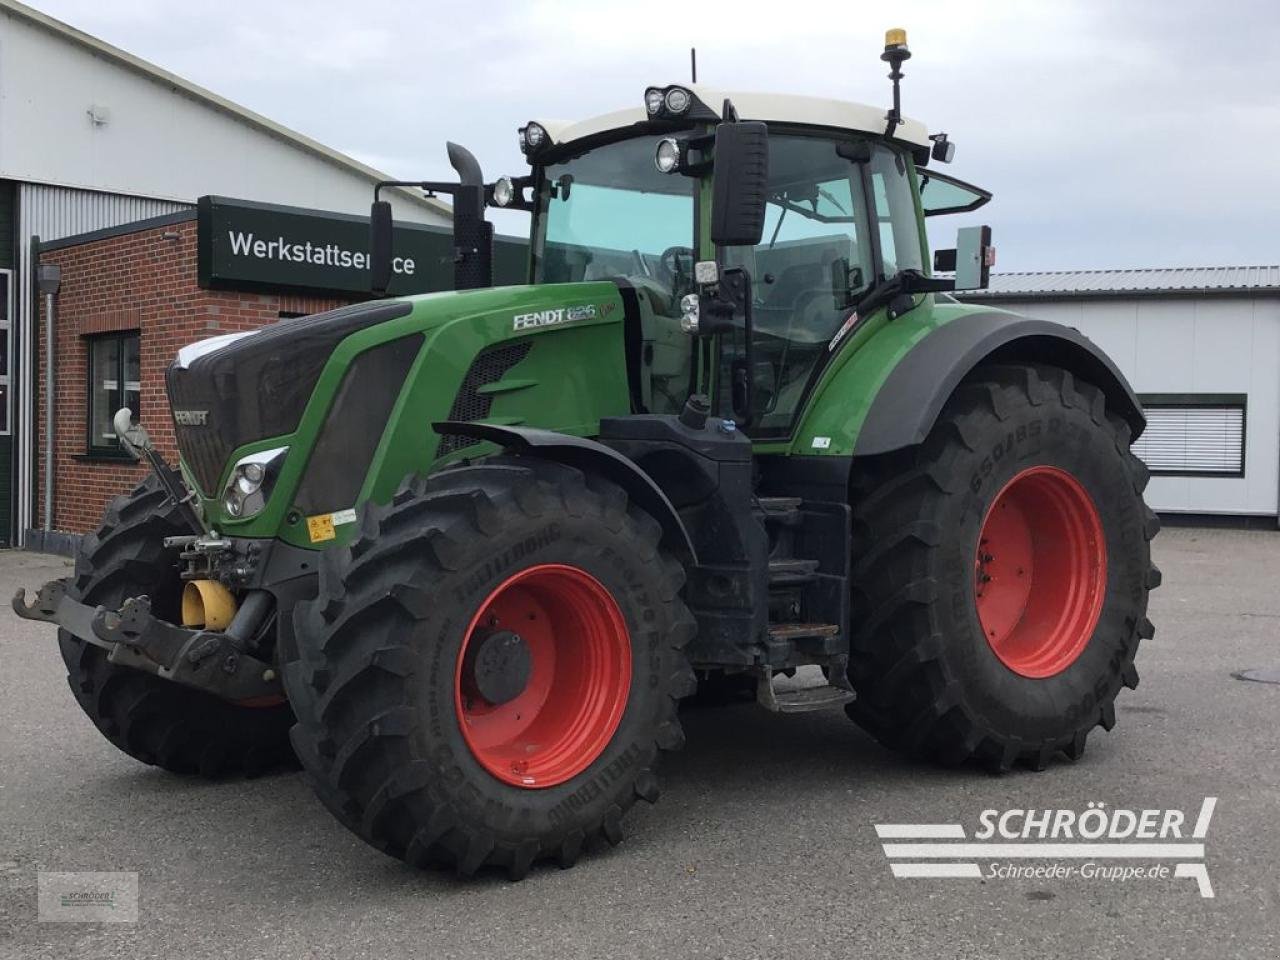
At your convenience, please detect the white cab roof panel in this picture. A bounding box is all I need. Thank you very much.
[542,84,929,150]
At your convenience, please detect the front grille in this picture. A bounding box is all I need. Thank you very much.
[436,341,532,456]
[168,382,233,494]
[166,300,413,494]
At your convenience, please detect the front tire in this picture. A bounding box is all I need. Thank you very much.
[284,457,696,878]
[847,364,1160,771]
[59,474,296,776]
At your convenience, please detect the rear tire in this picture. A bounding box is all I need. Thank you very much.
[846,364,1160,771]
[284,457,696,879]
[59,474,296,777]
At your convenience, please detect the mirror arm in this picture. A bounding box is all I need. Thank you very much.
[901,270,955,294]
[853,269,953,321]
[374,179,465,201]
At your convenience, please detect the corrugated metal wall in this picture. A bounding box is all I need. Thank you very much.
[18,183,191,244]
[15,183,192,544]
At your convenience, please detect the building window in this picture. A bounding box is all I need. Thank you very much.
[86,331,140,454]
[1133,394,1246,478]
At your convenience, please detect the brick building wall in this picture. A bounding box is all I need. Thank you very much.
[36,217,354,535]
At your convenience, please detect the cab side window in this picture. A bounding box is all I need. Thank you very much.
[868,147,924,276]
[728,137,874,346]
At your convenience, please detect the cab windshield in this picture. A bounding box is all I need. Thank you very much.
[533,135,695,302]
[533,134,699,416]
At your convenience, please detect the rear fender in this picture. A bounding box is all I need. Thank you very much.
[852,311,1145,457]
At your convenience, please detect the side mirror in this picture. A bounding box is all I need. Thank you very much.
[710,121,769,247]
[369,200,394,296]
[937,225,995,291]
[112,407,150,459]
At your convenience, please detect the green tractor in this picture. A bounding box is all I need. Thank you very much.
[16,32,1158,879]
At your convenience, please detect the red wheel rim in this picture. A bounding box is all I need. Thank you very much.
[455,564,631,788]
[975,466,1107,678]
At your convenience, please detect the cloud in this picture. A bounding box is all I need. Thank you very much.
[28,0,1280,269]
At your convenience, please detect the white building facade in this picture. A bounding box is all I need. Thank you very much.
[965,267,1280,523]
[0,0,449,544]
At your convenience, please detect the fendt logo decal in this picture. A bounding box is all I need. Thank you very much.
[172,409,210,426]
[512,304,598,331]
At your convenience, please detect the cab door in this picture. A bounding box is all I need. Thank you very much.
[721,135,925,439]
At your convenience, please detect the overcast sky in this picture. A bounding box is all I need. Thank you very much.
[29,0,1280,271]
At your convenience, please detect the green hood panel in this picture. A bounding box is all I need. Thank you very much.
[195,282,631,547]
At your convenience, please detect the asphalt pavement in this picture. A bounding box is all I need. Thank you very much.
[2,526,1278,959]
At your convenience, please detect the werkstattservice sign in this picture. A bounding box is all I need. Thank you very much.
[196,196,526,298]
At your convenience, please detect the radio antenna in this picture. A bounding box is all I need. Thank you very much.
[690,47,697,83]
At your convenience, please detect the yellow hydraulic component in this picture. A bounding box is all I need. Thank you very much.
[182,579,238,631]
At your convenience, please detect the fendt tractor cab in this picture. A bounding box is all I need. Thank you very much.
[17,32,1158,879]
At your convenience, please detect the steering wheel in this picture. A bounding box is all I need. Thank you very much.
[657,246,695,289]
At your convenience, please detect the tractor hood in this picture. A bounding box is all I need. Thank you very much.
[166,300,416,494]
[166,283,632,518]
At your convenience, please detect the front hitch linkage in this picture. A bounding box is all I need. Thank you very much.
[12,579,280,702]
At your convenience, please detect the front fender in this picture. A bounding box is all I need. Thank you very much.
[431,422,698,564]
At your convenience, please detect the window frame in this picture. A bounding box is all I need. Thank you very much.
[917,170,992,217]
[84,329,141,458]
[1134,392,1247,479]
[0,269,12,436]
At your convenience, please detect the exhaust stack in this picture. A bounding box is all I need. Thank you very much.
[369,142,493,296]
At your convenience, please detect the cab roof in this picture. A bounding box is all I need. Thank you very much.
[534,84,931,154]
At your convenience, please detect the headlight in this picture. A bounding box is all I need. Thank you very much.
[520,122,547,153]
[492,176,515,207]
[644,85,701,119]
[220,446,288,521]
[664,87,692,114]
[654,138,681,174]
[679,293,700,334]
